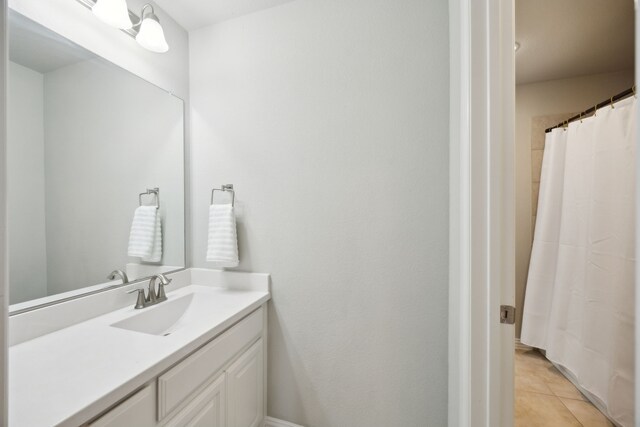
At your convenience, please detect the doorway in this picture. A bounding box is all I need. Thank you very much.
[448,1,637,426]
[514,1,635,426]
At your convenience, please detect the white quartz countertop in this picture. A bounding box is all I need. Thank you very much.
[9,282,270,427]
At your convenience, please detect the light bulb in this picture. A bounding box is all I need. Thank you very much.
[92,0,133,29]
[136,15,169,53]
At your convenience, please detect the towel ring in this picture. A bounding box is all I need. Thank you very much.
[211,184,235,207]
[139,187,160,209]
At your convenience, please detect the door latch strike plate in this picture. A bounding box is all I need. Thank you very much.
[500,305,516,325]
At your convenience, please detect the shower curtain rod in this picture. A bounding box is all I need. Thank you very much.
[545,86,635,133]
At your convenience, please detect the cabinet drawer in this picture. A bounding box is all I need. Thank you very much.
[158,307,263,420]
[89,383,156,427]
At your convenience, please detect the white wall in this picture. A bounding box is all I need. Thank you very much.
[189,0,449,425]
[515,69,634,336]
[43,59,184,295]
[7,61,47,303]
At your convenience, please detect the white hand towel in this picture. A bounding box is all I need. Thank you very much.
[128,206,162,262]
[206,203,239,267]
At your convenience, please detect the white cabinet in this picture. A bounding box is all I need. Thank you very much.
[227,340,264,427]
[158,308,264,420]
[88,306,266,427]
[164,373,226,427]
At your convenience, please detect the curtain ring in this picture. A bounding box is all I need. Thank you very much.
[610,96,615,109]
[633,85,637,98]
[579,112,583,123]
[593,105,597,116]
[562,120,568,131]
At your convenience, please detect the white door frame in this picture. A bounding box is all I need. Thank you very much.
[448,1,515,426]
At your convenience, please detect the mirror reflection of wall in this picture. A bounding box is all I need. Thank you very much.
[7,11,185,305]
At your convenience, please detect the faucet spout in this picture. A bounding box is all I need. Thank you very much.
[148,273,172,303]
[107,269,129,284]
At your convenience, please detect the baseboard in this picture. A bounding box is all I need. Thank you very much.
[515,337,531,351]
[264,416,305,427]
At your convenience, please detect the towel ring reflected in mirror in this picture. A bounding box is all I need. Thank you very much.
[139,187,160,209]
[211,184,235,207]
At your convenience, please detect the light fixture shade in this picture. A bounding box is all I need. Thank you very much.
[136,16,169,53]
[92,0,133,29]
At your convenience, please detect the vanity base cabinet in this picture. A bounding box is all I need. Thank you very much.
[87,306,266,427]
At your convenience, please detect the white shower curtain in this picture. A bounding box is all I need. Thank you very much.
[521,97,636,427]
[520,128,568,349]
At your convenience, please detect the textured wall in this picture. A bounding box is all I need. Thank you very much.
[189,0,450,425]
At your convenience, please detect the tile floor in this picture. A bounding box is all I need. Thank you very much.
[515,348,613,427]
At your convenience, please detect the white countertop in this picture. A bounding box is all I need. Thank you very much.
[9,277,270,427]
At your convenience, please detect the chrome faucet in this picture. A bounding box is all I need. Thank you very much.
[107,269,129,284]
[127,273,173,309]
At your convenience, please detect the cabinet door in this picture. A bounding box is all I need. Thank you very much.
[164,373,226,427]
[89,383,156,427]
[226,339,264,427]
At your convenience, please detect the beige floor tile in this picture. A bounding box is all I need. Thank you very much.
[515,363,553,395]
[560,398,614,427]
[517,352,572,386]
[546,377,588,401]
[516,350,582,389]
[516,349,549,365]
[515,348,611,426]
[515,391,581,427]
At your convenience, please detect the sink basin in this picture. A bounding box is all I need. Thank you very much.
[111,291,217,336]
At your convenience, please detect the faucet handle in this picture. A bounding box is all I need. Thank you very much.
[127,288,147,309]
[156,278,172,302]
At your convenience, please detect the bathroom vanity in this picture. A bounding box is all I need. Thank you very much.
[9,269,270,427]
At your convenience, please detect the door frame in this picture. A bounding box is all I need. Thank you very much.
[448,1,515,426]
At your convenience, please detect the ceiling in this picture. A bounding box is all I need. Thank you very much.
[515,0,634,84]
[9,11,96,74]
[153,0,297,31]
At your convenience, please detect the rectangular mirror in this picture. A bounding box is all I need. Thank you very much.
[7,10,185,311]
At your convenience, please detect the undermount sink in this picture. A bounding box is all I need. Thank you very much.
[111,290,217,336]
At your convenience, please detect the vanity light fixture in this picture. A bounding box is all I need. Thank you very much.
[77,0,169,53]
[92,0,133,29]
[134,4,169,53]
